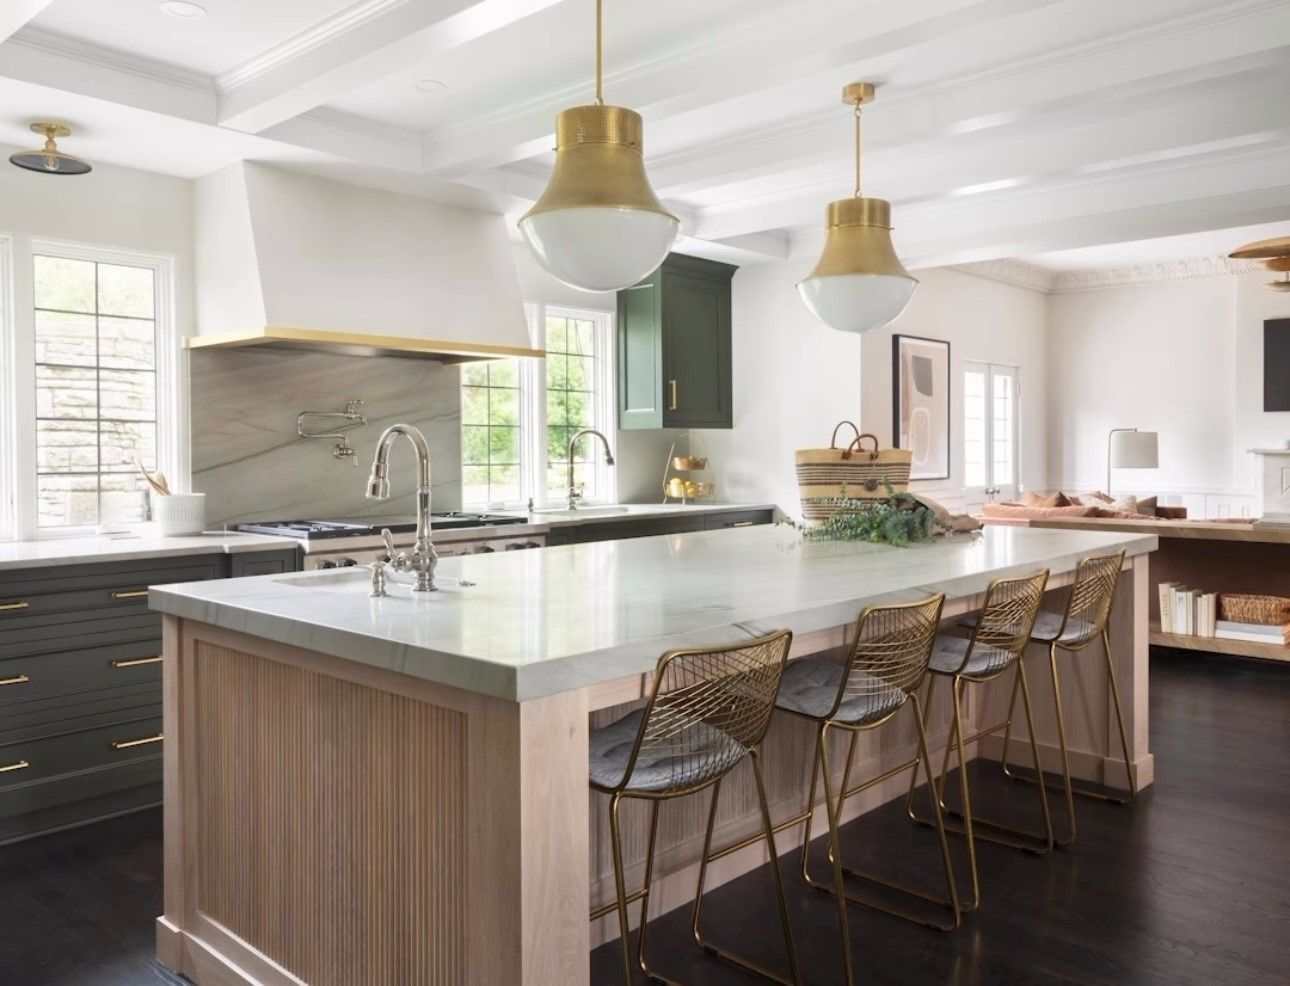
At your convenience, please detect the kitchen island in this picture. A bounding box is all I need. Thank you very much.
[150,524,1156,986]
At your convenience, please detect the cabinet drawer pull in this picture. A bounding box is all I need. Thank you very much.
[728,520,755,527]
[111,656,163,669]
[0,600,29,612]
[111,589,149,601]
[112,733,164,751]
[0,760,29,774]
[668,379,678,411]
[0,674,30,687]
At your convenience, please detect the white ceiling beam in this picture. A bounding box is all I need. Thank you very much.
[893,145,1290,267]
[648,1,1290,198]
[421,0,1066,177]
[0,0,56,44]
[692,85,1290,240]
[217,0,564,134]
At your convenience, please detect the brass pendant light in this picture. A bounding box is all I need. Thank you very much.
[9,122,92,176]
[1227,235,1290,291]
[798,83,916,333]
[518,0,679,292]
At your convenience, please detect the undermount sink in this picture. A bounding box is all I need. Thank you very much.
[531,505,630,518]
[272,570,468,596]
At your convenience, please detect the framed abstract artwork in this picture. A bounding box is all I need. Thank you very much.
[892,334,951,481]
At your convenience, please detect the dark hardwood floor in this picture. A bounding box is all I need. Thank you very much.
[1,651,1285,985]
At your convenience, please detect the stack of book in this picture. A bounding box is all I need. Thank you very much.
[1213,621,1290,645]
[1157,583,1217,636]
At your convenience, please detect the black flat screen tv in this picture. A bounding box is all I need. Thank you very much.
[1267,318,1290,412]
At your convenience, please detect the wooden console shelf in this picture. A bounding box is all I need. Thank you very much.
[1149,623,1290,664]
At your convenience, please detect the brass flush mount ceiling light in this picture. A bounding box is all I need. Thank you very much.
[798,83,917,333]
[9,123,92,175]
[519,0,679,291]
[1228,236,1290,292]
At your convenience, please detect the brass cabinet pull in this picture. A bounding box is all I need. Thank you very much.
[111,656,163,669]
[729,520,755,528]
[668,379,678,411]
[0,760,29,774]
[112,733,163,750]
[111,589,149,600]
[0,600,29,612]
[0,674,30,687]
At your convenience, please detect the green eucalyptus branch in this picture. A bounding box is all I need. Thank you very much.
[786,480,944,547]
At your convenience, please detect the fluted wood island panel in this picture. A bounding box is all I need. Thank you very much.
[151,525,1156,986]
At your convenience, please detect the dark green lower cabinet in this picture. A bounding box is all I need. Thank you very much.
[0,548,300,844]
[544,508,772,546]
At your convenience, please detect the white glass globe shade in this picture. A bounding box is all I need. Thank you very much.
[797,273,917,334]
[519,206,680,292]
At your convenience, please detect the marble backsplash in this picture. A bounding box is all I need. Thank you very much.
[191,348,462,526]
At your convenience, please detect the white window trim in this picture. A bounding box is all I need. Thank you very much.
[4,239,186,540]
[464,302,616,510]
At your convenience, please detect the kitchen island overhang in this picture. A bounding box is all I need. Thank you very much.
[151,524,1156,986]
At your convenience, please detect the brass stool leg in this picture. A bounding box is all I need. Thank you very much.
[998,669,1023,780]
[1016,659,1055,852]
[636,799,665,982]
[752,748,803,984]
[819,725,856,986]
[607,793,635,986]
[911,692,962,928]
[1104,628,1137,803]
[799,737,823,885]
[949,676,981,911]
[905,674,938,822]
[1048,642,1077,846]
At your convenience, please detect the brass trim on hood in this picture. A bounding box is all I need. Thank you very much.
[185,327,545,363]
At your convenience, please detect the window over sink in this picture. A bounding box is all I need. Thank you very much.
[459,303,615,510]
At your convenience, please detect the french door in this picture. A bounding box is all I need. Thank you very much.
[963,362,1019,505]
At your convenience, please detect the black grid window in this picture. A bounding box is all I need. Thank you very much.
[34,255,157,529]
[461,360,522,506]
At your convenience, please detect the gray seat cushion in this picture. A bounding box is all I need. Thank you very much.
[929,636,1016,678]
[775,658,907,725]
[588,709,745,793]
[961,610,1095,645]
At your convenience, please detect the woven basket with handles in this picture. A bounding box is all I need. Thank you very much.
[1218,593,1290,626]
[795,421,912,524]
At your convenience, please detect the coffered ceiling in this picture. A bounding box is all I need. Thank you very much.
[2,0,1289,268]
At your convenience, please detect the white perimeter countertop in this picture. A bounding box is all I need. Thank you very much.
[150,524,1156,702]
[0,531,298,571]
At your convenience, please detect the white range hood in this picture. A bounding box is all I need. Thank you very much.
[190,162,540,362]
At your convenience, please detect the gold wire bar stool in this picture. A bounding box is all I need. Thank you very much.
[768,594,959,986]
[996,549,1134,847]
[588,629,801,986]
[907,569,1053,913]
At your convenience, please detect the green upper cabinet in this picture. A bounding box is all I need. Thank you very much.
[617,253,735,429]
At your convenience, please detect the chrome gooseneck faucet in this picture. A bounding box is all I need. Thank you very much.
[566,428,615,510]
[365,423,438,592]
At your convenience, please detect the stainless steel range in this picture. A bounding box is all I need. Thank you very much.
[236,514,543,570]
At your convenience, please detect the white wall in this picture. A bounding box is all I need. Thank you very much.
[695,258,864,513]
[861,267,1049,505]
[1047,271,1289,513]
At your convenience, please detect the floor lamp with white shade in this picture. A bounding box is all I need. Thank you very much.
[1107,428,1159,495]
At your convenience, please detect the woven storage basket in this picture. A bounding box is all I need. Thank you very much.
[795,421,912,524]
[1218,593,1290,626]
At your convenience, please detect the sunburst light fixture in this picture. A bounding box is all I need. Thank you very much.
[798,83,916,332]
[1228,236,1290,292]
[9,123,92,175]
[518,0,679,291]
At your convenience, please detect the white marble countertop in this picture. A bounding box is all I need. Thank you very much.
[0,531,297,571]
[150,524,1156,702]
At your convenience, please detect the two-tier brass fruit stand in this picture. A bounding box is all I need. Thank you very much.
[661,432,714,504]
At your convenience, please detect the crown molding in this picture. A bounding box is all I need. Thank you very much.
[296,107,422,148]
[8,26,214,93]
[215,0,408,92]
[951,259,1058,293]
[1050,255,1265,292]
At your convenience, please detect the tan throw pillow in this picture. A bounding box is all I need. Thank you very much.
[1085,490,1114,504]
[1063,493,1083,505]
[1135,495,1158,515]
[1108,495,1140,515]
[1023,491,1071,508]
